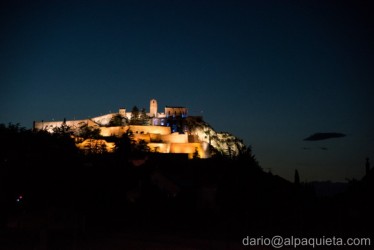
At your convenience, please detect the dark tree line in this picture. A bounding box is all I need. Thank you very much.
[1,122,373,244]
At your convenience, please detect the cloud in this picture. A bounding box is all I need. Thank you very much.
[303,132,346,141]
[301,147,328,150]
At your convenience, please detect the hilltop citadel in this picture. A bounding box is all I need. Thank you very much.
[33,99,246,158]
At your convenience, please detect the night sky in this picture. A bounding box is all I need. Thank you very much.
[1,0,373,182]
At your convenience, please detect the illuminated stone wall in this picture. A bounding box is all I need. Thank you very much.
[148,142,208,158]
[169,142,206,159]
[99,126,129,137]
[148,143,171,153]
[164,107,188,117]
[99,125,171,138]
[131,126,180,143]
[128,125,171,135]
[33,120,93,133]
[91,113,116,126]
[133,133,151,142]
[160,133,188,143]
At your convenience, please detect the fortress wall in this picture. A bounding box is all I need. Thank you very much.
[66,120,91,131]
[98,125,171,138]
[128,125,171,135]
[201,141,210,152]
[160,133,188,143]
[34,120,89,133]
[158,113,166,118]
[148,143,170,153]
[169,142,207,159]
[91,113,117,125]
[100,126,129,137]
[87,120,100,127]
[188,135,199,143]
[34,121,59,132]
[165,107,188,117]
[133,134,151,142]
[150,134,162,142]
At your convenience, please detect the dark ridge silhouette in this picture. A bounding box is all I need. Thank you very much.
[366,158,370,176]
[303,132,346,141]
[0,123,373,249]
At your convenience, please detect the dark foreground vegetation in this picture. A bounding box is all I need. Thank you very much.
[0,123,373,249]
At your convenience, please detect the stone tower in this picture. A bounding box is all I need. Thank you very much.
[150,99,158,117]
[119,108,126,117]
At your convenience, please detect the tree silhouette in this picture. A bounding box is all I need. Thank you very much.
[78,125,101,140]
[140,108,150,125]
[114,130,135,161]
[134,139,150,154]
[52,121,72,137]
[109,114,126,126]
[294,169,300,186]
[130,106,140,125]
[365,158,370,175]
[193,147,200,159]
[236,146,260,168]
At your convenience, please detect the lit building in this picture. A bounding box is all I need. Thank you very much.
[33,99,209,158]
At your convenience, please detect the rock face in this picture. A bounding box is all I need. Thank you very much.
[186,118,246,158]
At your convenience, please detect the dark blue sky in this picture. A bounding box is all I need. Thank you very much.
[1,0,373,181]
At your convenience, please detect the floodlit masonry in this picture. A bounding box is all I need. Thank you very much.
[33,99,209,158]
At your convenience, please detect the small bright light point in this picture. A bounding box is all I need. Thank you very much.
[16,199,20,202]
[19,195,23,199]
